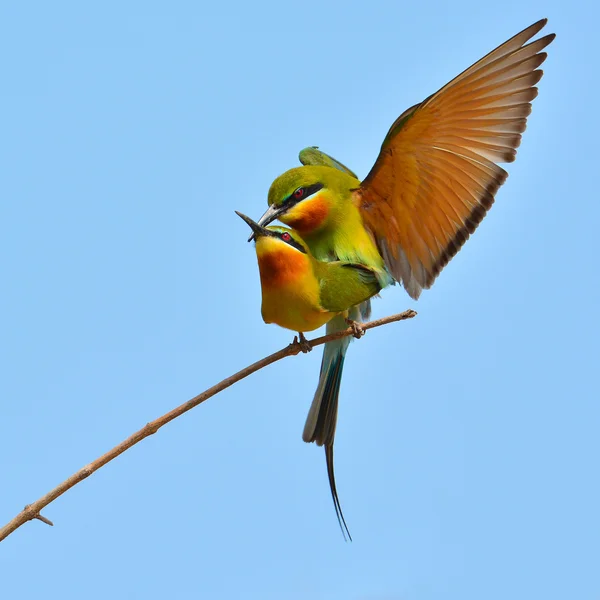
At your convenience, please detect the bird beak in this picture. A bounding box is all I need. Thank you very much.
[247,204,285,242]
[236,211,270,239]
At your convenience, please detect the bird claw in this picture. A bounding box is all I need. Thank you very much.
[345,319,365,339]
[293,332,312,353]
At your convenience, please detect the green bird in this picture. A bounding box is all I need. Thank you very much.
[237,212,382,539]
[236,211,381,337]
[252,19,554,536]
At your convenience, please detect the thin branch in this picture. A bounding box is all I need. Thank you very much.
[0,309,416,542]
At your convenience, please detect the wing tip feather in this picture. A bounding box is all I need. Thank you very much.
[527,18,549,37]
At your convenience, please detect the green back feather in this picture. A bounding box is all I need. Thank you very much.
[299,147,358,179]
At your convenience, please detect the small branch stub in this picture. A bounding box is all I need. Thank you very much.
[23,505,53,527]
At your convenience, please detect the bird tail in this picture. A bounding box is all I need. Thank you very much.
[302,314,349,447]
[302,311,359,541]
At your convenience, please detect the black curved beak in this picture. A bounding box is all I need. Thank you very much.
[235,211,270,239]
[246,204,285,242]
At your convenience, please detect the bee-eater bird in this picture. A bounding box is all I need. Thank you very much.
[237,211,383,539]
[251,19,555,537]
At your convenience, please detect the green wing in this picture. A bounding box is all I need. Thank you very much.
[299,146,358,179]
[318,262,381,313]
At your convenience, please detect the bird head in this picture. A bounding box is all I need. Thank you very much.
[236,211,310,258]
[253,166,359,238]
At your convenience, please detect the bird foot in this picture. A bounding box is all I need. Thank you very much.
[293,332,312,353]
[345,319,365,339]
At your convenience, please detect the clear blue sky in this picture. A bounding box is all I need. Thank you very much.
[1,1,596,598]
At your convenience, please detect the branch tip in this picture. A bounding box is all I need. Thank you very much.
[35,514,54,527]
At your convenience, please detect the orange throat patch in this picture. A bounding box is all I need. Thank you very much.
[256,242,310,289]
[283,195,329,234]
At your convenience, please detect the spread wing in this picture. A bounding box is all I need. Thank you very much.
[355,19,555,299]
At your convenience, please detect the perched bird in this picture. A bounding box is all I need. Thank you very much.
[237,211,381,337]
[252,19,555,537]
[237,211,382,539]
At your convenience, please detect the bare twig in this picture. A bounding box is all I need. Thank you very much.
[0,309,416,542]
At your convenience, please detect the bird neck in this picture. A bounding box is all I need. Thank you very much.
[255,237,313,290]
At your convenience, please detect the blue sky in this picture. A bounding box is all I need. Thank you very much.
[1,1,597,598]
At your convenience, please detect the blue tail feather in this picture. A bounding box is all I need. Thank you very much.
[303,309,363,540]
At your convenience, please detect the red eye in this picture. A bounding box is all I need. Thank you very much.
[293,188,305,199]
[281,232,292,242]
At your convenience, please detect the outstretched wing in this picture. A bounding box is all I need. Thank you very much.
[299,146,359,179]
[355,19,555,299]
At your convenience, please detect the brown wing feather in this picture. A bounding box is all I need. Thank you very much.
[356,19,555,299]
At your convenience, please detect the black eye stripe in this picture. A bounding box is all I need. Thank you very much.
[279,233,306,254]
[305,182,324,197]
[285,182,324,206]
[262,228,307,254]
